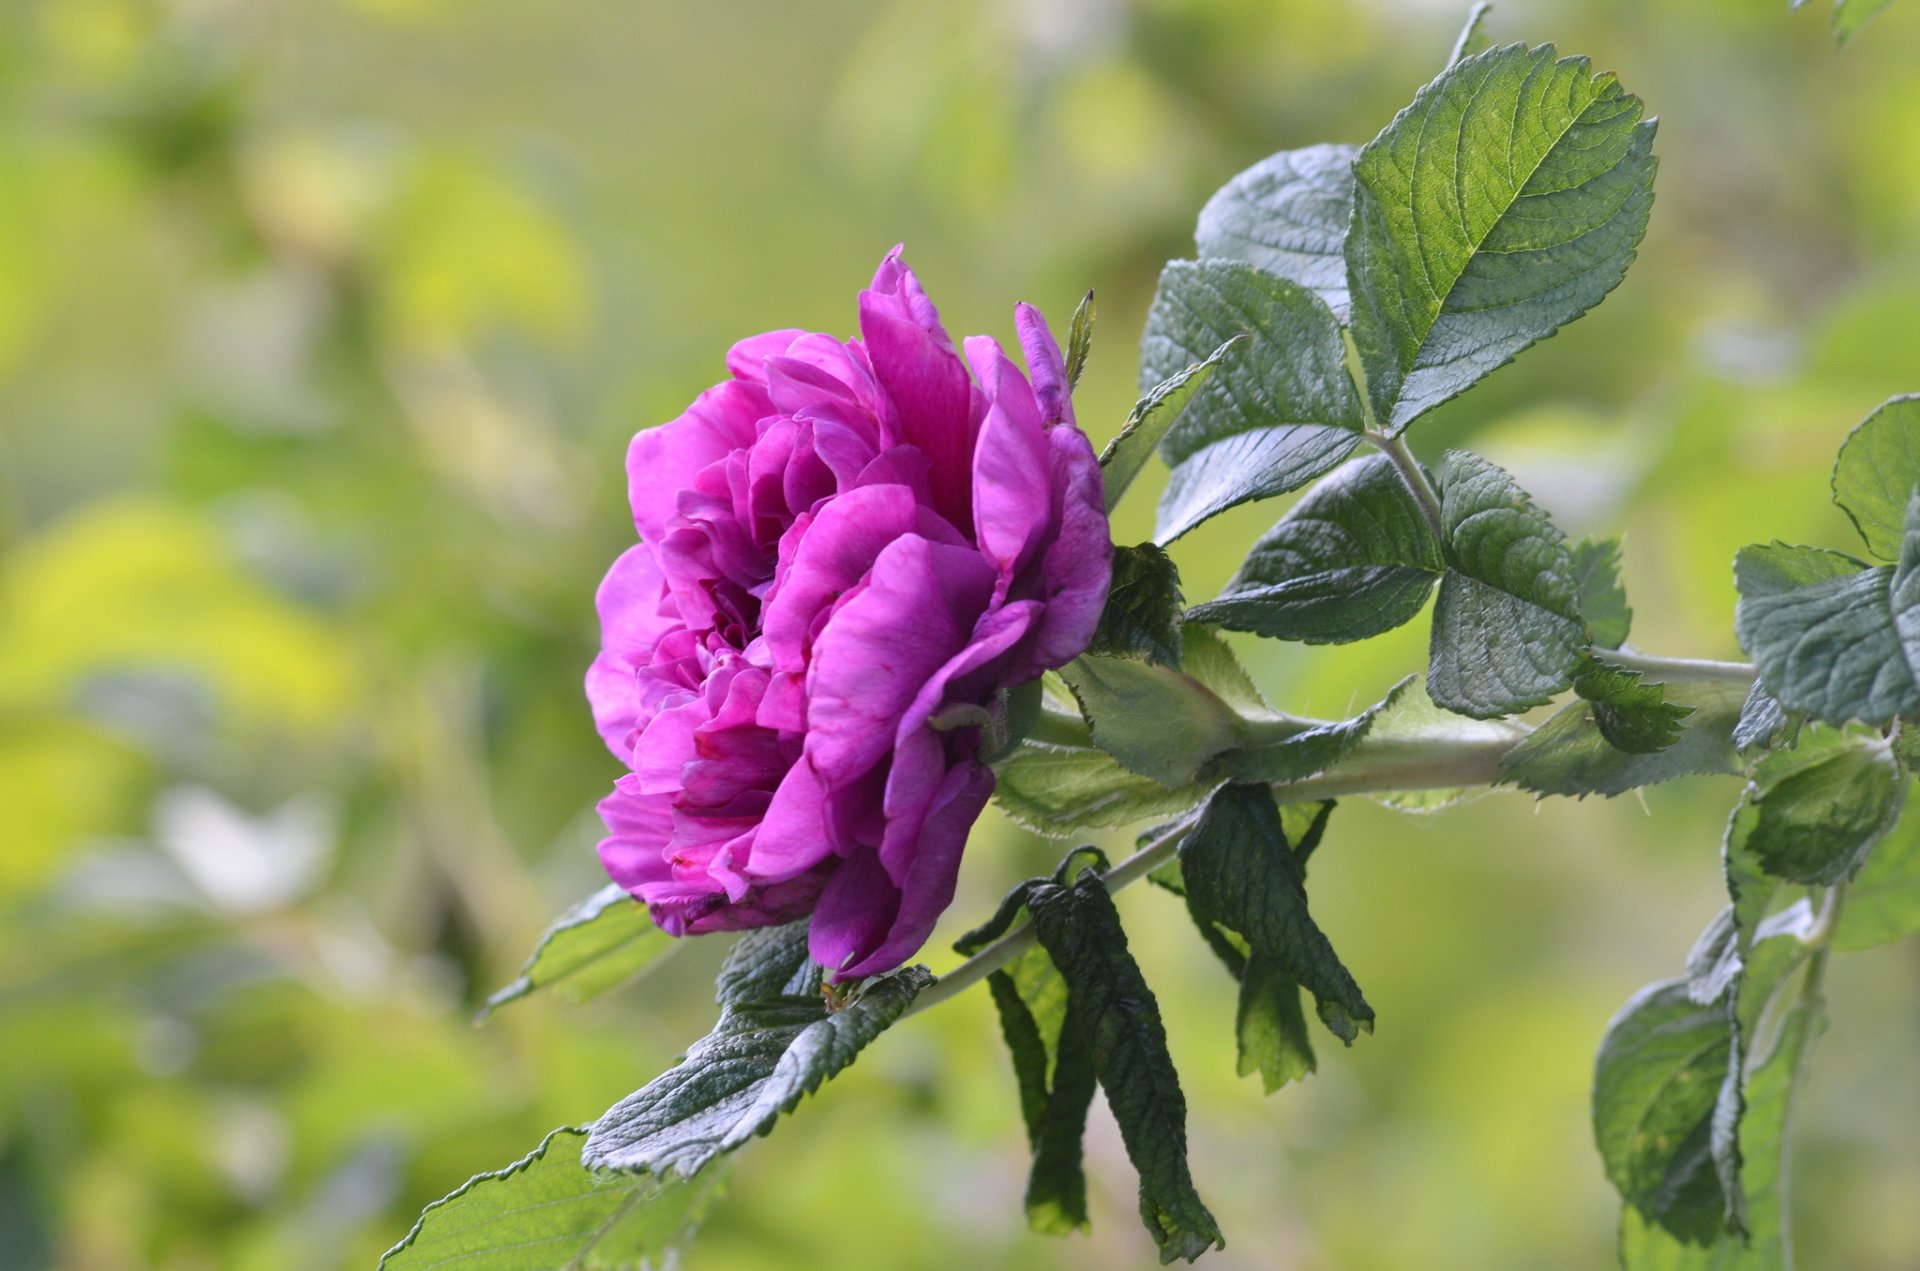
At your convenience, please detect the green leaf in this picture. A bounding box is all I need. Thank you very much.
[1178,625,1277,718]
[1498,678,1747,799]
[1209,678,1412,787]
[1193,144,1358,317]
[1835,808,1920,952]
[1733,539,1920,726]
[1743,728,1905,886]
[1089,544,1185,668]
[985,941,1091,1236]
[1831,395,1920,561]
[1236,952,1317,1093]
[1573,659,1694,755]
[1346,43,1657,433]
[1179,784,1373,1043]
[1058,653,1245,785]
[380,1128,724,1271]
[1833,0,1897,43]
[582,942,929,1178]
[478,885,672,1019]
[1572,536,1633,649]
[1099,336,1242,517]
[714,921,816,1005]
[1186,455,1443,645]
[992,725,1214,837]
[1592,980,1733,1244]
[1445,2,1494,65]
[1428,451,1587,718]
[1065,289,1095,392]
[1023,857,1224,1263]
[1140,260,1364,543]
[1732,681,1790,754]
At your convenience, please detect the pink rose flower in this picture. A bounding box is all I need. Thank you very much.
[587,248,1112,979]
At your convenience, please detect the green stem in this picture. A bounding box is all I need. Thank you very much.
[1603,647,1756,684]
[1368,430,1447,543]
[1777,882,1846,1270]
[903,722,1526,1019]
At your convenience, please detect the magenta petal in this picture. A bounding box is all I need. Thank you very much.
[859,251,977,528]
[627,379,768,543]
[965,336,1052,587]
[761,482,923,672]
[748,759,840,883]
[803,535,997,786]
[826,759,996,981]
[725,329,806,384]
[1014,302,1074,429]
[586,544,671,758]
[1026,425,1113,674]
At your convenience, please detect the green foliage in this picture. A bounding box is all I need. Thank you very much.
[1428,450,1588,717]
[1193,144,1358,317]
[1572,536,1634,650]
[1187,455,1443,644]
[1065,289,1096,392]
[1741,728,1905,886]
[1100,336,1244,516]
[1139,260,1363,542]
[1178,785,1372,1043]
[1020,851,1224,1264]
[1498,678,1746,799]
[1346,43,1657,433]
[380,1128,723,1271]
[478,886,671,1018]
[1058,653,1246,785]
[1088,544,1186,667]
[1592,980,1734,1244]
[1831,395,1920,560]
[582,927,930,1178]
[1572,660,1694,755]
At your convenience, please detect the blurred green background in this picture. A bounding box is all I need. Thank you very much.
[3,0,1918,1267]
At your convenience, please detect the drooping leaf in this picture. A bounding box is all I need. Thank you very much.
[1179,784,1373,1043]
[1088,544,1185,668]
[1742,727,1906,886]
[1099,336,1242,516]
[1732,681,1790,753]
[981,938,1090,1236]
[1733,540,1920,726]
[1065,289,1095,391]
[1236,952,1317,1093]
[1194,144,1358,317]
[1572,536,1633,649]
[1592,980,1734,1245]
[479,885,672,1019]
[380,1128,724,1271]
[1831,394,1920,562]
[582,932,929,1178]
[1346,43,1657,433]
[1058,653,1245,785]
[1573,659,1694,755]
[1498,678,1747,799]
[1020,853,1224,1263]
[1428,450,1587,718]
[1139,260,1364,543]
[1834,807,1920,952]
[1187,454,1443,644]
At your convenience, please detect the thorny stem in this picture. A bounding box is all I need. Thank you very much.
[903,722,1525,1019]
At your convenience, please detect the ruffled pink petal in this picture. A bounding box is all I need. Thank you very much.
[964,335,1053,590]
[858,248,978,529]
[803,534,997,787]
[627,379,768,543]
[586,544,672,759]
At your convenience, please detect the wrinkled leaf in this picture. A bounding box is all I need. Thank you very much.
[1140,260,1364,542]
[1088,544,1185,668]
[1346,43,1657,432]
[1187,454,1443,645]
[1194,143,1358,317]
